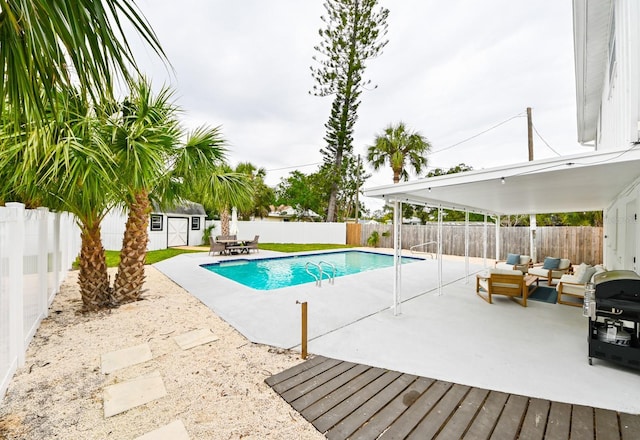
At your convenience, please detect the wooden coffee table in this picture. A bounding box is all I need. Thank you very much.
[524,274,539,294]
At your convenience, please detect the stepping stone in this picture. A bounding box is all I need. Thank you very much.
[173,328,219,350]
[134,420,190,440]
[101,343,153,374]
[103,370,167,418]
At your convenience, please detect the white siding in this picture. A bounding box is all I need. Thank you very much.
[596,0,640,150]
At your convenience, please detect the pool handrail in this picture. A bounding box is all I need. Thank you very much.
[304,261,323,287]
[318,261,336,285]
[410,241,438,259]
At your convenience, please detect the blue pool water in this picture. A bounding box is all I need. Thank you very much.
[201,250,423,290]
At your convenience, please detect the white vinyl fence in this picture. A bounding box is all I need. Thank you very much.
[0,203,80,399]
[205,220,346,245]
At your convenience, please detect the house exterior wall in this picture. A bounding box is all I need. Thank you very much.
[603,176,640,271]
[596,0,640,150]
[585,1,640,271]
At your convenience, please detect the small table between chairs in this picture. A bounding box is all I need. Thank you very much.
[217,239,249,255]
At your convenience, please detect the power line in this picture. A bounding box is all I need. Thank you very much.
[431,112,526,154]
[531,122,561,156]
[265,162,322,172]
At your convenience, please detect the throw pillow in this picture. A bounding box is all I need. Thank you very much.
[579,266,597,284]
[573,262,588,280]
[506,253,520,265]
[542,257,561,270]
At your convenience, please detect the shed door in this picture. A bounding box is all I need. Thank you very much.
[167,217,189,247]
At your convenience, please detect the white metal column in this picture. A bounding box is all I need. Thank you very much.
[495,216,501,262]
[392,200,402,316]
[464,210,469,282]
[530,214,537,263]
[437,206,443,295]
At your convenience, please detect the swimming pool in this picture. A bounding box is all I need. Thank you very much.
[201,250,423,290]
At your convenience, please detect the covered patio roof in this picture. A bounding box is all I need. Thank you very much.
[364,148,640,216]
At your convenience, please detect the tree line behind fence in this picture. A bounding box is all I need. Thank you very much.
[356,224,604,265]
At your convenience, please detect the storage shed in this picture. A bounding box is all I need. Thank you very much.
[102,202,207,251]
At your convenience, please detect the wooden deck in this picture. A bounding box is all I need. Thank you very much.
[265,355,640,439]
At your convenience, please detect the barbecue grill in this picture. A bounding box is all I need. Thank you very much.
[584,270,640,369]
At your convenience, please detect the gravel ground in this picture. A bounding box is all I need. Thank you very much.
[0,266,325,440]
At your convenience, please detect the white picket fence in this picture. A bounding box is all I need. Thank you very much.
[0,203,80,399]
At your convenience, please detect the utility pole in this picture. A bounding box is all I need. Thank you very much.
[527,107,534,161]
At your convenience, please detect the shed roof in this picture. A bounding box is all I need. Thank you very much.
[153,201,206,216]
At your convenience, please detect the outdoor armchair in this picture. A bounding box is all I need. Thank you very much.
[476,269,528,307]
[245,235,259,253]
[209,237,227,256]
[556,263,606,306]
[495,253,531,273]
[528,257,571,284]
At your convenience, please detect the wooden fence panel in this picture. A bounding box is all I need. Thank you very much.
[360,224,603,264]
[346,223,361,245]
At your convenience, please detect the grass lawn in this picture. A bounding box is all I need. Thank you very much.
[103,243,357,268]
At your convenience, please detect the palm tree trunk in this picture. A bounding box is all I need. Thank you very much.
[220,208,230,235]
[113,191,151,304]
[77,221,111,311]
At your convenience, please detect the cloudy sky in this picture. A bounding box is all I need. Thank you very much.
[131,0,588,211]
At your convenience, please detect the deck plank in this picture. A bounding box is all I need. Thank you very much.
[518,398,550,440]
[378,380,452,439]
[620,412,640,440]
[281,360,355,403]
[407,383,470,440]
[349,376,434,440]
[312,369,399,434]
[301,366,386,425]
[571,405,594,439]
[463,390,509,440]
[272,357,343,395]
[265,355,328,387]
[490,394,528,439]
[545,401,571,440]
[290,363,370,413]
[595,408,620,440]
[266,356,640,440]
[325,373,415,440]
[434,387,490,440]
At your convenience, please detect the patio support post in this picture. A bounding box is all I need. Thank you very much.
[392,199,402,316]
[483,214,488,268]
[465,210,469,283]
[437,206,443,295]
[530,214,537,263]
[495,216,500,261]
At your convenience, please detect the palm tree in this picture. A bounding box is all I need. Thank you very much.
[235,162,273,220]
[106,78,180,304]
[367,122,431,183]
[108,78,253,304]
[0,0,166,124]
[0,88,118,310]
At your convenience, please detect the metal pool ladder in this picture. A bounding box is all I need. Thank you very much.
[318,261,336,285]
[304,261,336,287]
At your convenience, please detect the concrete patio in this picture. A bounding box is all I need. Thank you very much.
[154,249,640,415]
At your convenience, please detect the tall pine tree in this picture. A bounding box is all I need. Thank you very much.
[310,0,388,221]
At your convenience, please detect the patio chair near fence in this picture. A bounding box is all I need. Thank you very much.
[245,235,259,253]
[529,257,572,284]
